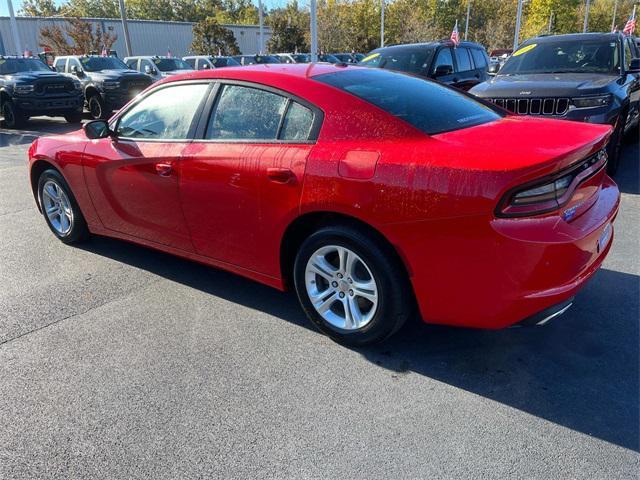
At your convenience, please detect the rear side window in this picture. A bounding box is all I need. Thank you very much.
[455,48,473,72]
[315,69,502,135]
[470,48,488,69]
[206,85,287,140]
[281,102,314,141]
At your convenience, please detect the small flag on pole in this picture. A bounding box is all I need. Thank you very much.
[101,46,108,57]
[23,48,32,57]
[450,20,460,46]
[167,47,172,58]
[612,25,618,33]
[623,6,637,35]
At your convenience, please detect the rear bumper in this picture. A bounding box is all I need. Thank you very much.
[385,175,620,329]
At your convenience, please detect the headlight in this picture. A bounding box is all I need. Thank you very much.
[571,94,612,109]
[102,81,120,90]
[14,84,34,95]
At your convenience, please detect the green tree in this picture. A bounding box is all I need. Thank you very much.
[19,0,61,16]
[190,16,241,55]
[215,0,259,24]
[267,1,309,52]
[62,0,121,18]
[521,0,581,41]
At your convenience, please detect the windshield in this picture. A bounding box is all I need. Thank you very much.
[500,39,620,75]
[358,48,435,75]
[318,54,340,63]
[0,58,51,74]
[213,57,240,67]
[315,69,502,135]
[152,58,192,71]
[293,54,310,63]
[80,56,129,72]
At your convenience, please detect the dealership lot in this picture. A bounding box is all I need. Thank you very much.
[0,119,638,478]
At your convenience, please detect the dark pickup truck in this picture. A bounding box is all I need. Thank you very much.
[471,33,640,173]
[0,56,83,129]
[53,55,152,120]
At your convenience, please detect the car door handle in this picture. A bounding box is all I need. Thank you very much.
[155,163,172,177]
[267,167,295,184]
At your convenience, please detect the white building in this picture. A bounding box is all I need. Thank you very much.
[0,16,272,57]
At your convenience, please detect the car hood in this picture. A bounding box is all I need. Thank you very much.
[471,73,618,98]
[88,70,150,81]
[5,70,67,82]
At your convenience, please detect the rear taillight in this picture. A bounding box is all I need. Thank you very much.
[497,149,607,217]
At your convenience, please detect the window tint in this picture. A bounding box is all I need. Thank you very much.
[206,85,287,140]
[185,58,195,68]
[315,69,502,135]
[54,58,66,73]
[116,83,209,139]
[126,59,138,69]
[432,48,454,73]
[280,102,314,141]
[197,59,211,70]
[455,48,473,72]
[470,48,488,69]
[68,58,81,72]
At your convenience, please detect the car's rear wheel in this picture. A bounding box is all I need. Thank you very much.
[2,100,25,129]
[87,94,110,120]
[293,225,411,346]
[37,169,89,244]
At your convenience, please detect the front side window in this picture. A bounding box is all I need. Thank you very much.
[500,39,620,74]
[116,83,209,139]
[185,58,196,68]
[206,85,287,140]
[454,48,473,72]
[126,59,138,69]
[432,48,454,73]
[315,69,502,135]
[68,58,82,72]
[54,58,66,72]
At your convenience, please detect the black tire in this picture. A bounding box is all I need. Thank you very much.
[293,225,412,346]
[606,110,627,175]
[64,112,83,124]
[37,169,90,244]
[87,94,110,120]
[2,100,25,129]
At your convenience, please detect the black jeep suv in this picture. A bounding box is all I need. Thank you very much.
[471,33,640,173]
[53,55,152,120]
[358,41,490,91]
[0,56,83,129]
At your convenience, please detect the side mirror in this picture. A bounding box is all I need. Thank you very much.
[488,63,500,75]
[144,65,152,74]
[84,120,111,139]
[70,65,83,77]
[629,58,640,72]
[434,64,454,77]
[202,63,210,69]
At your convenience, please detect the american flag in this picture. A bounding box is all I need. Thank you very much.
[450,20,460,46]
[101,46,108,57]
[623,9,636,35]
[23,49,32,57]
[167,47,172,58]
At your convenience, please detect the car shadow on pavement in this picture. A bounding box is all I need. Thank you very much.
[80,236,639,453]
[616,140,639,195]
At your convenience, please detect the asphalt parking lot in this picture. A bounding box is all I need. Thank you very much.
[0,117,638,479]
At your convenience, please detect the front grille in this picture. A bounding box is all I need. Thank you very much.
[490,97,570,116]
[35,81,74,94]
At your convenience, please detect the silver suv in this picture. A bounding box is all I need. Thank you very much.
[124,56,193,82]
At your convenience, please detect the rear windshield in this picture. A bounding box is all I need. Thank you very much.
[315,69,502,135]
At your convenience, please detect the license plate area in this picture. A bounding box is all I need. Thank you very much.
[597,222,612,253]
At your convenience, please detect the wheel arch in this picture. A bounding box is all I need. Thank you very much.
[84,85,100,99]
[279,211,414,295]
[30,160,61,212]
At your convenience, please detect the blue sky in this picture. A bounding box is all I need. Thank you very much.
[0,0,292,17]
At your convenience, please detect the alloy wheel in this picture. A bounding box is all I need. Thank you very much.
[41,180,74,236]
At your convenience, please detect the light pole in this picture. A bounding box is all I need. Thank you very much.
[6,0,22,55]
[310,0,318,62]
[583,0,591,33]
[380,0,385,47]
[118,0,133,57]
[258,0,264,54]
[513,0,524,51]
[464,0,471,41]
[611,0,619,32]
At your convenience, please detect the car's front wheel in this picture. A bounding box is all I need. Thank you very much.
[293,225,412,346]
[2,100,25,129]
[607,109,627,175]
[37,169,89,244]
[87,94,110,120]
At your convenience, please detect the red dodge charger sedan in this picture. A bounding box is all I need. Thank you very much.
[28,64,620,345]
